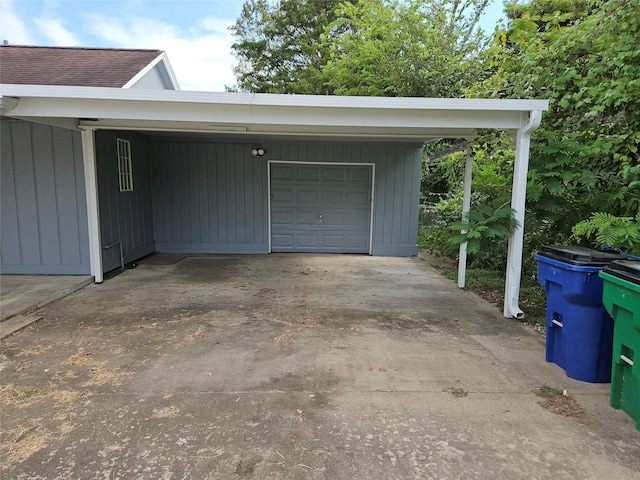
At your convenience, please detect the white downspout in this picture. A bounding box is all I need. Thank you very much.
[457,145,473,288]
[80,127,104,283]
[503,110,542,318]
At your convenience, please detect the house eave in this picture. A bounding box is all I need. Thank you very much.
[0,84,549,142]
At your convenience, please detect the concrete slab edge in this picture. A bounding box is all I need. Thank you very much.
[0,276,94,323]
[0,314,43,339]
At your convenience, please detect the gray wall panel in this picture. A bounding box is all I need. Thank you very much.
[149,138,420,257]
[151,140,268,254]
[32,123,61,266]
[1,121,21,264]
[95,131,155,271]
[0,118,90,274]
[53,127,83,266]
[12,121,40,265]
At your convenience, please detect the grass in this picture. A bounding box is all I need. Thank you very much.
[434,265,547,332]
[0,385,40,404]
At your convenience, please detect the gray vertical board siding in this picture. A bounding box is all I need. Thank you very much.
[73,132,91,268]
[53,127,83,265]
[268,141,422,256]
[95,131,155,272]
[32,123,61,266]
[0,118,90,274]
[149,138,419,256]
[151,140,268,253]
[1,120,21,264]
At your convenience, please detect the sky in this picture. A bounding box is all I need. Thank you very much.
[0,0,506,92]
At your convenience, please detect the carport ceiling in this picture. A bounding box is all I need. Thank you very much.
[1,84,549,142]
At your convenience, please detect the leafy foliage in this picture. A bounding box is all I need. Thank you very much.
[448,203,519,254]
[229,0,342,93]
[572,212,640,254]
[321,0,490,97]
[229,0,491,97]
[460,0,640,264]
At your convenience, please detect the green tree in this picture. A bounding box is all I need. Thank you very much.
[229,0,341,93]
[467,0,640,256]
[321,0,490,97]
[229,0,491,97]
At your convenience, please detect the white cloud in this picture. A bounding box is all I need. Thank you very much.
[87,14,237,91]
[34,17,80,46]
[0,0,35,45]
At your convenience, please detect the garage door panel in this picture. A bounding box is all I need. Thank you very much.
[271,210,293,225]
[272,234,294,248]
[346,210,370,227]
[271,188,293,202]
[297,211,321,225]
[297,166,320,181]
[323,167,347,181]
[322,190,345,204]
[319,211,346,227]
[348,191,370,205]
[349,166,372,182]
[346,234,369,248]
[271,165,294,181]
[271,163,372,253]
[297,190,319,203]
[320,235,343,248]
[297,234,320,248]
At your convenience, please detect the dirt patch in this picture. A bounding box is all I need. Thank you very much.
[0,384,41,405]
[63,348,129,387]
[273,320,313,343]
[15,345,51,358]
[443,386,468,398]
[1,348,126,471]
[185,326,206,343]
[153,405,180,418]
[534,385,585,418]
[468,286,503,307]
[256,288,278,296]
[0,419,47,468]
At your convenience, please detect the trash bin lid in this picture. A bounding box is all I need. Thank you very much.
[536,245,626,266]
[602,260,640,285]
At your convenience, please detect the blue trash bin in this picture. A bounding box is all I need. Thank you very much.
[534,246,626,383]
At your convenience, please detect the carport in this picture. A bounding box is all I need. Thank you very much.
[1,85,548,318]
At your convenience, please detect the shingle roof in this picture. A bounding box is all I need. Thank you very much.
[0,45,164,87]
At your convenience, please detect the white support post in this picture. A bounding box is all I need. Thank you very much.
[81,127,104,283]
[457,146,473,288]
[503,111,542,318]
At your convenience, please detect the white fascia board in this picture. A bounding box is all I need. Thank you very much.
[123,52,181,90]
[9,95,527,131]
[3,91,544,128]
[1,84,549,134]
[0,84,549,112]
[249,94,549,113]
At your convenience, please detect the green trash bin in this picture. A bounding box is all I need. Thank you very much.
[599,260,640,430]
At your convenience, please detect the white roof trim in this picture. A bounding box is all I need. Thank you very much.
[0,84,548,111]
[0,84,549,141]
[122,52,180,90]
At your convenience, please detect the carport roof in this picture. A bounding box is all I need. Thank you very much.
[0,84,548,142]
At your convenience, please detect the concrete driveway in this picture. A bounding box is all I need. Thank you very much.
[1,254,639,479]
